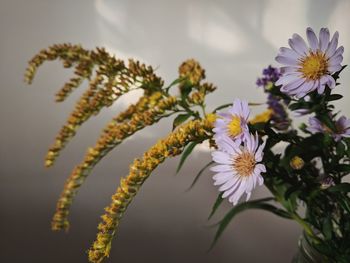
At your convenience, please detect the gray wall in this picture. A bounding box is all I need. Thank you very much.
[1,0,349,262]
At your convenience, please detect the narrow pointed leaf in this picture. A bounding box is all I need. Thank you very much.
[209,197,292,250]
[173,113,192,130]
[213,103,232,112]
[214,102,263,112]
[322,216,332,240]
[187,161,214,191]
[328,183,350,193]
[327,94,343,101]
[208,193,224,220]
[176,142,198,174]
[165,77,185,92]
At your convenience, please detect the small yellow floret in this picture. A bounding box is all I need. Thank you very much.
[227,115,242,137]
[290,156,305,170]
[206,113,217,125]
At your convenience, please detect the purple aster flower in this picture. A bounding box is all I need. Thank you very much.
[210,133,266,205]
[256,65,282,89]
[213,99,250,143]
[307,116,325,133]
[275,27,344,98]
[307,115,350,141]
[334,116,350,141]
[267,95,290,130]
[268,95,286,117]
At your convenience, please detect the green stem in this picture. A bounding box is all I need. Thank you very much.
[200,104,206,117]
[291,213,321,243]
[265,183,322,244]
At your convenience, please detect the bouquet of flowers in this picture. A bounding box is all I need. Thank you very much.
[25,27,350,262]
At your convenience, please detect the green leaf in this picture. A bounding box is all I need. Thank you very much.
[165,77,187,92]
[334,164,350,173]
[208,193,224,220]
[336,141,346,156]
[176,142,198,174]
[213,103,232,112]
[327,94,343,101]
[180,82,193,99]
[337,197,350,213]
[213,102,263,112]
[284,184,302,200]
[209,197,291,249]
[328,183,350,193]
[168,78,182,87]
[289,102,309,111]
[322,216,332,240]
[332,65,347,81]
[249,122,266,131]
[187,161,214,191]
[172,113,192,130]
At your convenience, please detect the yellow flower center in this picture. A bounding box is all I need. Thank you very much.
[298,51,328,81]
[290,156,304,170]
[233,151,256,177]
[227,115,242,137]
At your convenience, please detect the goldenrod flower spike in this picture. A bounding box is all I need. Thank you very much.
[55,53,95,102]
[178,59,206,86]
[24,44,165,167]
[46,68,163,166]
[177,59,216,109]
[44,73,105,167]
[88,115,215,263]
[55,77,85,102]
[51,94,178,231]
[24,43,92,85]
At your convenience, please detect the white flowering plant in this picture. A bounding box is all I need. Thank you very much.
[25,27,350,262]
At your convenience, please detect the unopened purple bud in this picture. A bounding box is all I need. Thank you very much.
[320,177,335,189]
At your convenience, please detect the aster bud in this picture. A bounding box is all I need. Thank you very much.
[290,156,305,170]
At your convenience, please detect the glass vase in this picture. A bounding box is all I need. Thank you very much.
[292,231,329,263]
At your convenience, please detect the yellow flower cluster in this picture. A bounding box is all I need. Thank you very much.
[178,58,206,86]
[290,156,305,170]
[24,43,92,86]
[51,93,178,231]
[45,74,104,167]
[249,109,274,125]
[88,114,216,263]
[25,49,218,262]
[25,44,165,167]
[54,53,95,102]
[188,82,217,105]
[177,59,216,107]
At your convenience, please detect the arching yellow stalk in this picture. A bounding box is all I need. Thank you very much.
[51,94,178,230]
[25,44,165,167]
[88,114,215,263]
[24,43,92,85]
[45,74,104,167]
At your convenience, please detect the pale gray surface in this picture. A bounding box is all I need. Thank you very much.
[1,0,350,262]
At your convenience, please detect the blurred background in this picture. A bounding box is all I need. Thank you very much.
[1,0,349,262]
